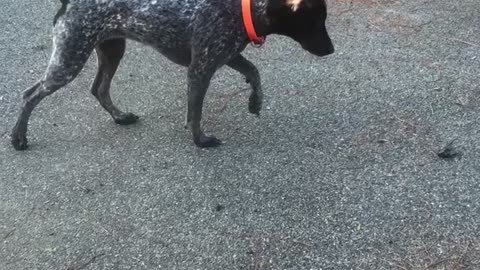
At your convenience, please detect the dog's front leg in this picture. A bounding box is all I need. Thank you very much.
[186,60,221,148]
[227,55,263,115]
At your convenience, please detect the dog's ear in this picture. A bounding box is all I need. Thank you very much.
[286,0,302,12]
[286,0,326,11]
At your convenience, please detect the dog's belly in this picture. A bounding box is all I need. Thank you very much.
[117,31,192,66]
[155,47,192,66]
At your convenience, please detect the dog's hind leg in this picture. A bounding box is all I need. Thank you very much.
[91,38,138,125]
[11,29,95,150]
[227,54,263,115]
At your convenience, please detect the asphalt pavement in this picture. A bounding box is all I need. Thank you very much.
[1,0,480,269]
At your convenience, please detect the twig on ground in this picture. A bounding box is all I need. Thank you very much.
[217,87,249,113]
[425,258,449,269]
[65,253,105,270]
[450,38,480,48]
[380,258,409,270]
[451,242,472,270]
[2,229,16,240]
[334,0,353,16]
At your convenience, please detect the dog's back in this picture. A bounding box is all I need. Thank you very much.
[55,0,241,63]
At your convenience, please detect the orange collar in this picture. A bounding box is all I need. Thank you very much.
[241,0,265,45]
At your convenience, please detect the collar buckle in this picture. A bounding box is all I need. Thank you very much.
[251,37,265,48]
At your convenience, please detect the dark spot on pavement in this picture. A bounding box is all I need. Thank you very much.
[438,141,462,160]
[32,44,48,51]
[214,204,225,212]
[83,187,94,194]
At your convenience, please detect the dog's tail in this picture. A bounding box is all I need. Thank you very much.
[53,0,70,26]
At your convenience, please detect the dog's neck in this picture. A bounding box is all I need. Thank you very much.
[250,0,272,37]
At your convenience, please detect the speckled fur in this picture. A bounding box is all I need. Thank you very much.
[11,0,334,150]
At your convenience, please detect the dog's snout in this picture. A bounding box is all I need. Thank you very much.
[304,42,334,57]
[326,43,334,55]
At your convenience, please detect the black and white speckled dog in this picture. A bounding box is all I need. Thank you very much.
[11,0,334,150]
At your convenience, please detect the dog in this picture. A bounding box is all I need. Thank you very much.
[11,0,334,150]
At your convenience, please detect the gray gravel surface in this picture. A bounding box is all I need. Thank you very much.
[1,0,480,269]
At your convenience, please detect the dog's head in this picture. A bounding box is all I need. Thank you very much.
[267,0,334,56]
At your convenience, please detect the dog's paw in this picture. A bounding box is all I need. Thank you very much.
[194,134,222,148]
[248,95,262,116]
[114,113,139,125]
[11,134,28,151]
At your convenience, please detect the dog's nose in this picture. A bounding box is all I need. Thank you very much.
[317,45,334,57]
[326,43,334,55]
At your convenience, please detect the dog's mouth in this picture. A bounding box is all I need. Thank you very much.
[297,34,335,57]
[302,43,335,57]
